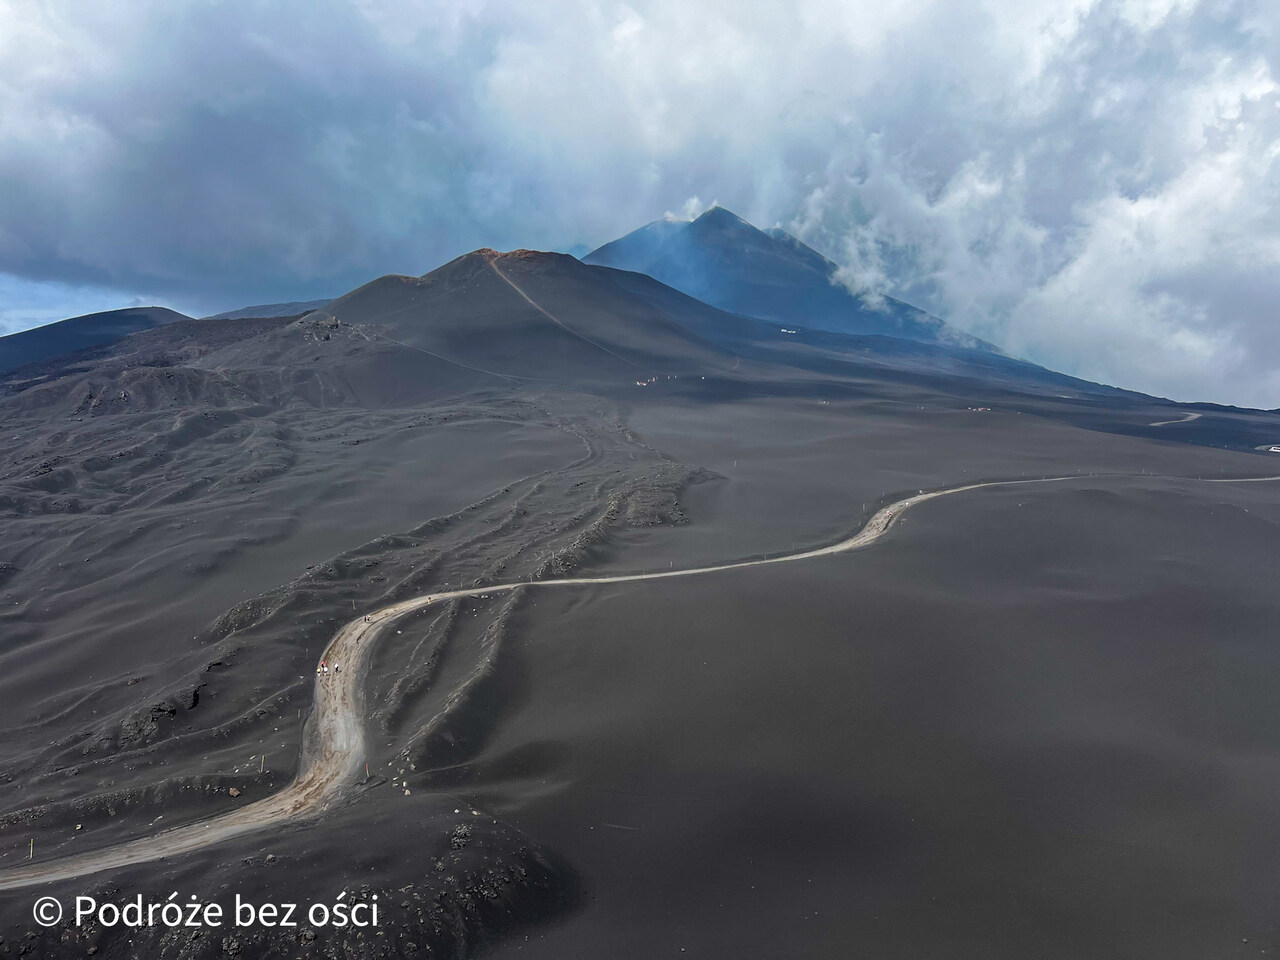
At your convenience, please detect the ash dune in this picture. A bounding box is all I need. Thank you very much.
[0,236,1279,959]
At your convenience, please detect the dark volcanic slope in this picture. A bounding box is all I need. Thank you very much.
[0,252,741,957]
[0,306,192,373]
[1,244,1279,960]
[585,207,996,352]
[318,248,734,384]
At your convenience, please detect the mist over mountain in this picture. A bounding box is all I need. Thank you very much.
[585,207,997,354]
[3,1,1277,406]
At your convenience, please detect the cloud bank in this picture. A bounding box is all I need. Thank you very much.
[1,0,1276,405]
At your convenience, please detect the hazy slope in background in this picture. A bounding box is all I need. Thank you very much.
[202,299,334,321]
[589,263,1145,407]
[585,207,997,353]
[0,306,191,373]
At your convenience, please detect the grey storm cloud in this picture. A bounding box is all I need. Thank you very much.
[1,0,1277,406]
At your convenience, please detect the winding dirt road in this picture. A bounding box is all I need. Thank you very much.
[1149,411,1203,427]
[1,472,1275,891]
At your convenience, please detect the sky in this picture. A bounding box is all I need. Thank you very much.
[1,0,1277,407]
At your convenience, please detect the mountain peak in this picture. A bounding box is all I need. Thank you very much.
[691,206,755,231]
[585,211,999,353]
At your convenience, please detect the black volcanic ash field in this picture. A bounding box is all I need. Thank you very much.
[1,248,1279,958]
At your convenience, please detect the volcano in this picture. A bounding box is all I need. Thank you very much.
[309,247,734,385]
[585,206,997,352]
